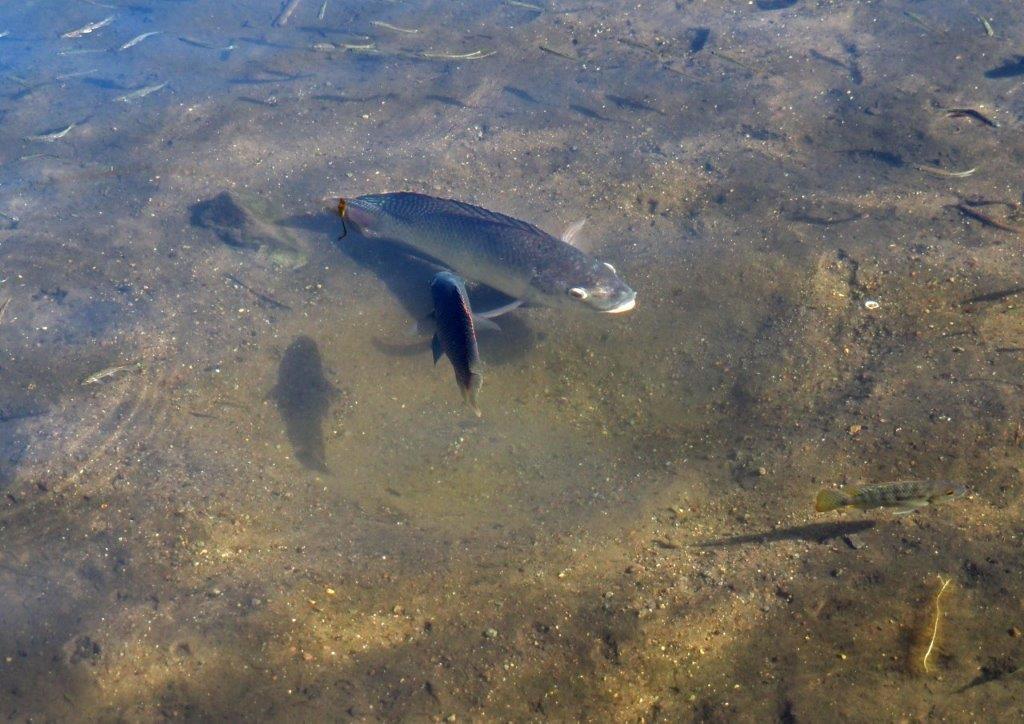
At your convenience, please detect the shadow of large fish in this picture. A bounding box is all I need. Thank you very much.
[270,337,339,472]
[338,192,636,314]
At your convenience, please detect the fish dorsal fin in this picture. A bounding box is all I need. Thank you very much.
[438,196,549,236]
[561,219,588,249]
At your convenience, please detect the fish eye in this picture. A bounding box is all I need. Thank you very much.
[569,287,589,300]
[603,262,617,273]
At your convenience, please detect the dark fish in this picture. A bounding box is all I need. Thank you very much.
[985,56,1024,79]
[270,336,339,471]
[502,85,540,104]
[846,149,905,168]
[604,94,662,114]
[569,103,612,121]
[339,192,636,313]
[430,272,482,416]
[424,94,468,108]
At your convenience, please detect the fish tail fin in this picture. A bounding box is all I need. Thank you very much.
[815,488,848,512]
[464,372,483,417]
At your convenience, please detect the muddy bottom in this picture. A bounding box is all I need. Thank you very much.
[1,0,1023,719]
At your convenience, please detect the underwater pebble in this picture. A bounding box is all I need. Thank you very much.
[483,628,498,639]
[864,300,880,310]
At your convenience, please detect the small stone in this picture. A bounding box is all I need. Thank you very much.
[757,467,768,476]
[848,424,862,435]
[483,628,498,639]
[392,605,405,615]
[1010,626,1021,638]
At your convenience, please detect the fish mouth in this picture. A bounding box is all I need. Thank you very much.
[601,292,637,314]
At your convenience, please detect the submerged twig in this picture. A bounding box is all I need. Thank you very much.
[224,274,290,310]
[977,15,995,37]
[922,576,952,674]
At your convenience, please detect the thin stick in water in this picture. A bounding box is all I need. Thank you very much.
[922,576,952,674]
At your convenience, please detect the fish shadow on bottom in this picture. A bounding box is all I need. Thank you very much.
[270,336,339,473]
[697,520,876,548]
[305,217,534,364]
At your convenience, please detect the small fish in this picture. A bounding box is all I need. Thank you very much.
[0,297,10,324]
[339,192,636,313]
[27,123,76,142]
[0,31,10,39]
[538,45,578,61]
[61,15,114,39]
[115,82,167,102]
[508,1,543,10]
[815,480,966,515]
[319,1,328,21]
[370,20,418,34]
[913,163,977,179]
[179,36,236,51]
[119,31,162,51]
[949,203,1021,233]
[55,68,99,81]
[420,49,495,60]
[977,15,995,37]
[942,107,1000,128]
[82,360,142,386]
[430,272,483,416]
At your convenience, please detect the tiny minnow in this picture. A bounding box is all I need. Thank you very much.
[119,31,162,51]
[430,272,482,416]
[27,123,76,142]
[62,15,115,39]
[81,360,142,386]
[815,480,966,515]
[115,82,167,102]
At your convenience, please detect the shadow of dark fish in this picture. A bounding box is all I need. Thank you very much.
[696,520,876,547]
[270,337,338,473]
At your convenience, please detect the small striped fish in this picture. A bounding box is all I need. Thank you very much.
[815,480,966,515]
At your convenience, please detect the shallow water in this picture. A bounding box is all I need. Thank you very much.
[1,0,1023,719]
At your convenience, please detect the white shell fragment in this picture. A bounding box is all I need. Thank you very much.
[864,300,880,310]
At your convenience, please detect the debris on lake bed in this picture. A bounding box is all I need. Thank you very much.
[907,576,954,675]
[815,480,966,515]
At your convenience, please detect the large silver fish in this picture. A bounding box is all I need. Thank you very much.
[430,271,483,416]
[338,192,637,313]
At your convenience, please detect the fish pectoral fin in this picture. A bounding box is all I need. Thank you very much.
[409,311,436,337]
[431,334,443,364]
[561,219,588,249]
[472,315,501,333]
